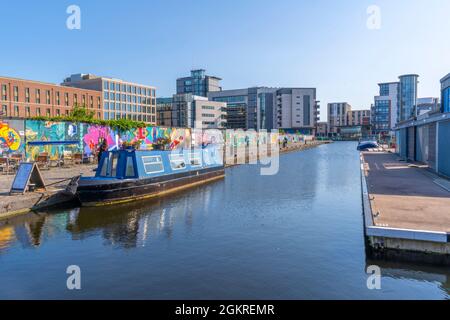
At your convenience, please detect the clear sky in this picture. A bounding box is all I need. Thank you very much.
[1,0,450,120]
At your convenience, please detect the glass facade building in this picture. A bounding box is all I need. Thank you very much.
[398,74,418,121]
[440,73,450,114]
[177,69,222,97]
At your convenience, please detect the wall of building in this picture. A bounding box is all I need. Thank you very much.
[0,76,102,119]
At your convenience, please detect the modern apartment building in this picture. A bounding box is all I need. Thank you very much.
[157,94,226,129]
[208,88,253,130]
[372,81,400,136]
[327,102,352,134]
[351,109,370,126]
[276,88,319,134]
[62,73,157,124]
[176,69,222,97]
[209,87,319,132]
[156,97,174,127]
[0,76,102,119]
[398,74,419,122]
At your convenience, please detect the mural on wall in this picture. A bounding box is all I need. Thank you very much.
[121,126,191,150]
[25,120,82,161]
[81,124,118,157]
[0,120,24,154]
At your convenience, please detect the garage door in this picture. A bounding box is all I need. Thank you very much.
[428,122,437,170]
[415,125,429,164]
[438,120,450,177]
[407,126,415,161]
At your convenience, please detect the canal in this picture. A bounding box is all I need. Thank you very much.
[0,142,448,299]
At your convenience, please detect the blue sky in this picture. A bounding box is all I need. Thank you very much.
[1,0,449,120]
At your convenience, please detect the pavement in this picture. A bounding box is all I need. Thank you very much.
[362,152,450,233]
[0,164,96,217]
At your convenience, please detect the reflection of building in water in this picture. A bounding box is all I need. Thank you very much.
[0,225,16,251]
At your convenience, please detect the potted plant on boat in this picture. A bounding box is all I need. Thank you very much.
[121,139,143,150]
[153,137,171,150]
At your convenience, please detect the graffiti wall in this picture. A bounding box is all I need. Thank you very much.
[81,124,118,157]
[121,126,191,150]
[25,120,84,161]
[0,119,311,160]
[0,120,24,155]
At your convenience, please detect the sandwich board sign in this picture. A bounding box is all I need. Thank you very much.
[10,162,46,195]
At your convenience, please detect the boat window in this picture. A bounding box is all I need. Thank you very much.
[99,157,108,176]
[110,153,118,177]
[169,154,186,170]
[190,152,202,167]
[142,156,164,174]
[125,156,135,177]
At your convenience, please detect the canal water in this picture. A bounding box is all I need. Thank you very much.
[0,142,448,299]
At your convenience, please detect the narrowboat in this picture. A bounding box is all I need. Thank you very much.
[76,145,225,206]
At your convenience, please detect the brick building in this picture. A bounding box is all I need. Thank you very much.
[0,76,102,119]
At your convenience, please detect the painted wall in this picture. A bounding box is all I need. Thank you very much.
[0,119,308,160]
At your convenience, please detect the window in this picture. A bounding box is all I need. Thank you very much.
[36,108,41,116]
[97,97,101,109]
[169,154,186,170]
[90,96,93,108]
[46,108,51,116]
[46,90,51,104]
[14,105,19,116]
[190,152,202,167]
[125,156,135,177]
[142,156,164,174]
[2,105,7,116]
[56,109,60,116]
[82,94,86,106]
[110,82,115,91]
[65,93,69,106]
[13,86,18,102]
[1,84,7,100]
[110,153,118,177]
[25,106,30,117]
[74,94,78,105]
[99,157,109,176]
[25,88,30,102]
[103,81,109,90]
[56,91,60,105]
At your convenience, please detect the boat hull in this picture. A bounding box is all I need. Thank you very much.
[77,167,225,207]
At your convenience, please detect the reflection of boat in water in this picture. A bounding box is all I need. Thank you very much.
[357,140,380,151]
[76,145,225,207]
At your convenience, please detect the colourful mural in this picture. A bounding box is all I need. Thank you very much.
[25,120,83,161]
[0,120,24,154]
[121,126,191,150]
[81,124,118,157]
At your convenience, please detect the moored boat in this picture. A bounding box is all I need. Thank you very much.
[76,145,225,206]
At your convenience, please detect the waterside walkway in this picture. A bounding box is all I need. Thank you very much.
[361,151,450,264]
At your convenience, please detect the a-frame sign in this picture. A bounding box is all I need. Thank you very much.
[9,162,46,195]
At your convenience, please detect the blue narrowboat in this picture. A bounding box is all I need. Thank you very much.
[76,145,225,206]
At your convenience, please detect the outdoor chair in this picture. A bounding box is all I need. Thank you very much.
[0,157,13,175]
[62,151,74,167]
[73,153,83,165]
[36,154,50,170]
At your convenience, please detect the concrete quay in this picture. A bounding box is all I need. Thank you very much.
[361,151,450,265]
[0,164,96,219]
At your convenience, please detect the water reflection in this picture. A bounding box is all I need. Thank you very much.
[0,142,448,299]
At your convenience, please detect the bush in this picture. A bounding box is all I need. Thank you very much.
[31,104,147,131]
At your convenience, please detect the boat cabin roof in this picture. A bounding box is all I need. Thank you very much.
[93,146,223,180]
